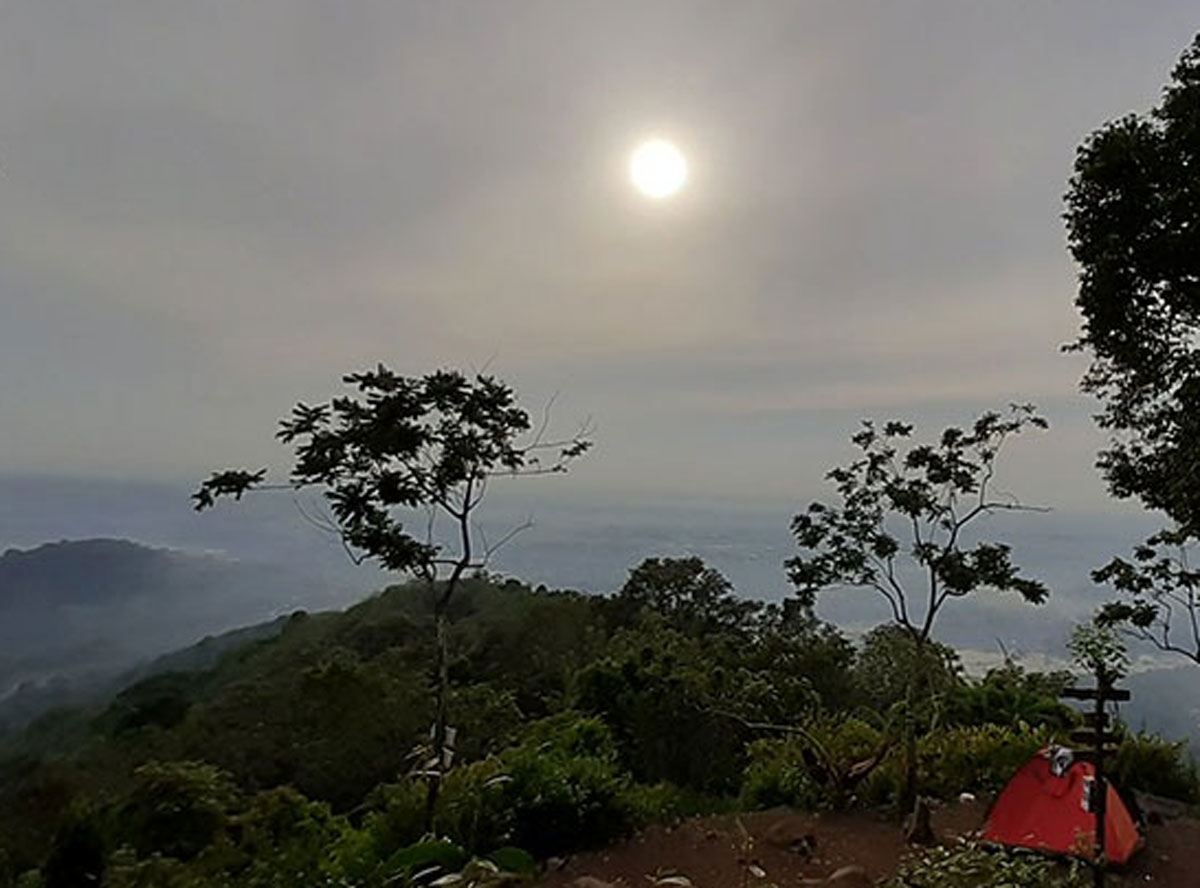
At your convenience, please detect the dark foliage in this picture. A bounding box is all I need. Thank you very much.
[787,407,1049,635]
[42,804,106,888]
[1065,33,1200,532]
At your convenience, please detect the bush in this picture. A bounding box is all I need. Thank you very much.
[911,722,1053,798]
[618,781,719,827]
[741,738,821,810]
[419,713,635,858]
[1112,731,1200,803]
[497,714,632,856]
[362,779,429,861]
[741,717,885,811]
[437,757,515,854]
[230,786,350,881]
[886,840,1088,887]
[742,720,1062,811]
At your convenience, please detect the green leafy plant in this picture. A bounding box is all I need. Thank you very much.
[740,716,888,810]
[887,839,1089,887]
[1111,731,1200,803]
[1068,623,1130,686]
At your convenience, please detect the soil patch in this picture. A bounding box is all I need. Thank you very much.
[536,799,1199,887]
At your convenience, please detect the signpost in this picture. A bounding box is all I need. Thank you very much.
[1060,680,1129,888]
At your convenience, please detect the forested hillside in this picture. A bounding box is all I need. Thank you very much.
[0,538,329,731]
[1,567,1194,887]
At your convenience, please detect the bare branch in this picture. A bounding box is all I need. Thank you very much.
[482,516,535,564]
[527,390,560,451]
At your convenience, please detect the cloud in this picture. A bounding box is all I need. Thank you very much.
[1,2,1197,504]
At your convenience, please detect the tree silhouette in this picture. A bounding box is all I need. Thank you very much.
[1065,34,1200,663]
[194,365,590,827]
[785,405,1048,813]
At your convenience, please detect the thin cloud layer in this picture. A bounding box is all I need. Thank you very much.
[1,2,1196,506]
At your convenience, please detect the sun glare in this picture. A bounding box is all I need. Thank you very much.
[630,138,687,199]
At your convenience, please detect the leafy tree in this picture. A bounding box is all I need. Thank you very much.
[853,624,961,716]
[611,556,760,635]
[1065,35,1200,664]
[1095,527,1200,664]
[785,406,1049,811]
[748,599,857,712]
[571,622,753,792]
[194,366,590,827]
[1068,622,1130,688]
[1065,33,1200,531]
[116,760,238,861]
[947,661,1075,730]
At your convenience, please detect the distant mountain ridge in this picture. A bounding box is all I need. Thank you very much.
[0,537,228,608]
[0,536,373,730]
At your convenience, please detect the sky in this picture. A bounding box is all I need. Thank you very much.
[2,3,1199,514]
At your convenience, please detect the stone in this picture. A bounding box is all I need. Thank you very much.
[824,865,873,887]
[763,817,817,856]
[569,877,616,888]
[799,864,873,887]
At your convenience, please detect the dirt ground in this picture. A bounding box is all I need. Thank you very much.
[535,799,1200,887]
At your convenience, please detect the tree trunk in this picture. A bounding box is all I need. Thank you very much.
[899,635,926,818]
[899,670,918,817]
[423,610,450,833]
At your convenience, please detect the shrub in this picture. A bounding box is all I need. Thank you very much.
[947,663,1075,729]
[911,722,1053,798]
[231,786,350,880]
[362,779,429,861]
[498,714,632,856]
[741,717,885,810]
[437,757,515,854]
[741,738,821,810]
[618,781,719,827]
[743,720,1062,811]
[1112,731,1200,803]
[419,713,636,858]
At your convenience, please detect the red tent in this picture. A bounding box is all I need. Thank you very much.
[982,746,1142,865]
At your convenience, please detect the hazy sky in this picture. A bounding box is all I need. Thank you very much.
[2,3,1197,512]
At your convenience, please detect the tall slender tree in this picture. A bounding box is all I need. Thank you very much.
[786,405,1048,814]
[194,365,590,827]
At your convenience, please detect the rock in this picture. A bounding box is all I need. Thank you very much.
[569,877,616,888]
[798,865,873,887]
[824,865,873,887]
[546,857,569,872]
[763,817,817,856]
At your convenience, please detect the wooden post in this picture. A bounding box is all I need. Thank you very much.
[1092,680,1107,888]
[1060,677,1130,888]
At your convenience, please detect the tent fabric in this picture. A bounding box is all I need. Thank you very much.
[982,746,1142,865]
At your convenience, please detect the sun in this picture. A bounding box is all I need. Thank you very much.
[630,138,687,199]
